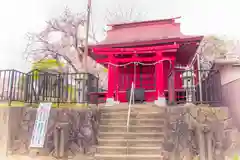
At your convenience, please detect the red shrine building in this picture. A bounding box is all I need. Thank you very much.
[89,17,203,106]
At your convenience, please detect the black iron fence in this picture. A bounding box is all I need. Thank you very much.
[0,70,27,102]
[0,69,99,106]
[168,69,222,106]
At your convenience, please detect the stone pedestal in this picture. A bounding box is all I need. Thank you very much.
[105,98,119,106]
[154,97,166,107]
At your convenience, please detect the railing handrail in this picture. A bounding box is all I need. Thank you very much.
[126,82,134,133]
[126,82,134,156]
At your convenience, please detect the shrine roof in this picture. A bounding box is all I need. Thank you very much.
[90,17,202,48]
[107,17,181,28]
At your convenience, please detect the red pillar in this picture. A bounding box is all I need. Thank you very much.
[105,56,116,106]
[154,52,167,106]
[114,66,120,102]
[107,63,114,99]
[155,52,165,98]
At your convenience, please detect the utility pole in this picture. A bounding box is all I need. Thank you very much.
[83,0,92,72]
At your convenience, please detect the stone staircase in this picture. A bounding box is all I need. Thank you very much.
[95,104,168,160]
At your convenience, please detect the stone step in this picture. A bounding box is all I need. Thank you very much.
[100,109,128,114]
[95,154,163,160]
[98,132,164,139]
[100,119,127,125]
[97,146,163,155]
[100,113,127,119]
[98,139,164,147]
[100,104,165,111]
[98,106,167,160]
[100,107,165,114]
[130,118,165,125]
[101,112,164,119]
[100,118,165,126]
[99,125,164,132]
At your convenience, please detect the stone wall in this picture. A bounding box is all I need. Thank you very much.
[162,105,240,160]
[221,79,240,159]
[0,106,100,158]
[222,78,240,128]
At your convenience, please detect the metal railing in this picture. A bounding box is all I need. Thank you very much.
[167,69,222,106]
[126,82,134,132]
[0,70,28,104]
[0,69,100,106]
[126,82,134,155]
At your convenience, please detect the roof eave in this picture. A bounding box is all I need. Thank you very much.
[107,16,181,27]
[89,36,203,48]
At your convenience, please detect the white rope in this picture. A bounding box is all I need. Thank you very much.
[103,59,173,67]
[104,61,133,67]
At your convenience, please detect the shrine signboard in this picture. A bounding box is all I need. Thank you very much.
[29,103,52,148]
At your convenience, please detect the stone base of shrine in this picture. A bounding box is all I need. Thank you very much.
[0,103,99,160]
[154,97,166,106]
[184,102,196,107]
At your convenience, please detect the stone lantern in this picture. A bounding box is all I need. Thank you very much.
[181,66,195,105]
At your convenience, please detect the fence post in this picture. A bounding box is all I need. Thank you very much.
[96,76,99,107]
[57,74,61,107]
[53,123,69,158]
[168,72,175,105]
[206,131,213,160]
[8,70,15,106]
[24,73,29,103]
[197,126,206,160]
[197,54,203,103]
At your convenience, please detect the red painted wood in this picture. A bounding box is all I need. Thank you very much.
[106,55,115,99]
[92,44,179,54]
[106,64,114,98]
[93,49,178,55]
[88,18,203,104]
[110,62,185,103]
[90,37,202,49]
[97,57,172,63]
[107,55,182,103]
[117,64,156,92]
[155,52,165,98]
[93,44,190,103]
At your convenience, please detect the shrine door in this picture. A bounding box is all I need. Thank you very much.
[118,63,156,91]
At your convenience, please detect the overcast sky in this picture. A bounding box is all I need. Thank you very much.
[0,0,239,71]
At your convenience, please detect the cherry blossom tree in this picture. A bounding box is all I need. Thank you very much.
[24,8,99,73]
[23,8,110,101]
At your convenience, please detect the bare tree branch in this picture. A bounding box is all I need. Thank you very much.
[105,5,147,24]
